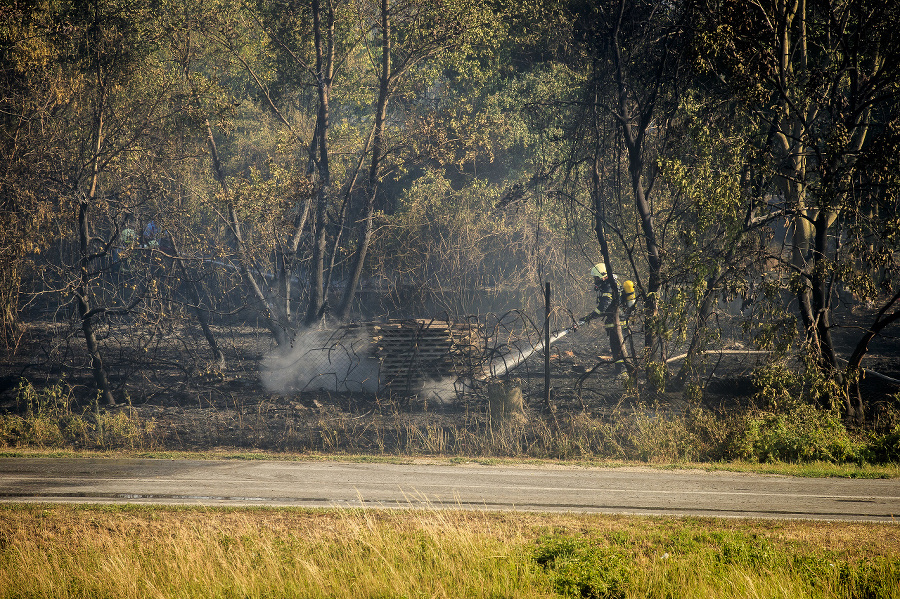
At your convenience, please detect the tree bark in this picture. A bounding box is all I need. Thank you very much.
[304,0,335,326]
[609,0,665,362]
[77,102,116,406]
[590,75,628,372]
[845,289,900,425]
[336,0,391,321]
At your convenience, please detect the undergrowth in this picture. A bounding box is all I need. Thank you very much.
[0,379,156,450]
[1,376,898,466]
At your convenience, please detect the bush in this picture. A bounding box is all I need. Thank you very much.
[533,536,632,599]
[731,403,862,463]
[864,424,900,464]
[0,379,155,450]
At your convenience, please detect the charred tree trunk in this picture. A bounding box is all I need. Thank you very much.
[77,103,115,406]
[845,290,900,425]
[304,0,335,326]
[77,200,116,407]
[336,0,391,321]
[169,237,225,371]
[609,5,665,364]
[590,79,628,372]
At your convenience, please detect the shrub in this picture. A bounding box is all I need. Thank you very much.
[533,536,632,599]
[0,379,155,450]
[731,403,862,463]
[864,423,900,464]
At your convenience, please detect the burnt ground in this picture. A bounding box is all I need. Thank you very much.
[1,306,898,453]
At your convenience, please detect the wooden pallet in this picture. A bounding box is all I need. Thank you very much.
[372,319,482,393]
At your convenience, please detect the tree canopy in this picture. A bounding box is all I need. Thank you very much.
[1,0,897,422]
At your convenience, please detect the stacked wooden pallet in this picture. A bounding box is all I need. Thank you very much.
[447,322,483,365]
[371,319,483,394]
[373,319,454,393]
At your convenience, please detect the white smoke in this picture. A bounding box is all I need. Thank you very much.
[418,376,465,405]
[261,328,380,394]
[261,325,500,404]
[485,329,570,378]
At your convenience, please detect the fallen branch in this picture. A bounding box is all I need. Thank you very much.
[837,358,900,386]
[665,350,771,364]
[663,350,900,386]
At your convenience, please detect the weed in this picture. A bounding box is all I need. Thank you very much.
[733,403,862,463]
[534,536,632,599]
[0,379,156,450]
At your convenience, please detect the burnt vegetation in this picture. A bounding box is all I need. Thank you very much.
[1,0,899,462]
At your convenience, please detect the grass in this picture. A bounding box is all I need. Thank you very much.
[2,378,899,478]
[2,447,899,478]
[0,504,897,598]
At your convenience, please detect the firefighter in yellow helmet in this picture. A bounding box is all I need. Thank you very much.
[578,263,636,375]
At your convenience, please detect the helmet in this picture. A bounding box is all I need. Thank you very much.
[590,263,607,278]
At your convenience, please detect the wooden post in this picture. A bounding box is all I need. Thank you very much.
[544,281,551,409]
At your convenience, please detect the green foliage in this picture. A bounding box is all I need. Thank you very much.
[645,361,666,393]
[534,536,632,599]
[865,423,900,465]
[532,529,900,599]
[751,360,802,411]
[742,357,864,464]
[752,349,847,412]
[0,379,155,450]
[733,404,861,464]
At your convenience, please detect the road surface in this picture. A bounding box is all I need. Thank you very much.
[1,458,898,522]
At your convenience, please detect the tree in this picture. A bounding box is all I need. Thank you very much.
[698,0,900,419]
[333,0,499,320]
[527,0,692,376]
[182,0,501,343]
[0,0,188,404]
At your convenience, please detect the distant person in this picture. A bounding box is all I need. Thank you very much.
[577,263,636,377]
[142,220,159,248]
[112,215,138,277]
[120,214,137,248]
[142,220,173,253]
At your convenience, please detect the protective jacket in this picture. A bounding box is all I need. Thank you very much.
[582,275,635,324]
[580,273,636,375]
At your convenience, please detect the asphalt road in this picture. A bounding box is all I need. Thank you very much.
[1,458,898,522]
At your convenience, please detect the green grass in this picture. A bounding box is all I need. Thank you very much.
[0,504,897,598]
[2,447,899,478]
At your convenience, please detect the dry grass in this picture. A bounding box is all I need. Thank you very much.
[4,379,899,474]
[0,504,897,598]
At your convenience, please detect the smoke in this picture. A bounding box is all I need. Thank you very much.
[260,327,464,403]
[417,376,465,405]
[486,329,570,378]
[261,328,380,394]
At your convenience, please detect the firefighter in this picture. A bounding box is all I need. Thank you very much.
[578,263,636,376]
